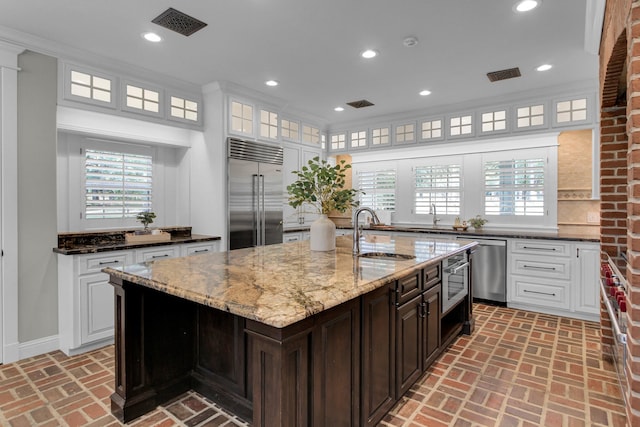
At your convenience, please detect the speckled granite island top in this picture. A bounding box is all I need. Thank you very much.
[104,235,477,328]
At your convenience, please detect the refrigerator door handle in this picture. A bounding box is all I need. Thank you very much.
[260,174,266,246]
[252,174,259,246]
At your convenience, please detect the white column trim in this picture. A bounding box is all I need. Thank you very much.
[0,41,25,363]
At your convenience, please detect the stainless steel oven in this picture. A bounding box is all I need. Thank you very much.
[442,251,469,314]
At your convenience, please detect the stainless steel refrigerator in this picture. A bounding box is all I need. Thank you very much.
[228,138,283,250]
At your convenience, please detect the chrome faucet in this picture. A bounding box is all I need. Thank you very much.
[430,204,440,227]
[352,207,381,255]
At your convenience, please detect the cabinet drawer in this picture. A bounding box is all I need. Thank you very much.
[511,275,569,309]
[424,264,441,290]
[79,252,132,275]
[511,240,570,257]
[283,232,301,243]
[135,246,180,262]
[511,255,570,280]
[395,272,422,305]
[182,242,216,256]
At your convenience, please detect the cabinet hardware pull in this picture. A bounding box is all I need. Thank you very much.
[151,254,169,259]
[523,289,556,296]
[98,260,120,265]
[194,249,209,253]
[523,246,556,251]
[446,261,469,275]
[523,264,556,271]
[419,302,426,318]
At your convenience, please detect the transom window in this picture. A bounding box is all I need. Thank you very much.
[260,109,278,140]
[481,110,506,132]
[281,119,300,140]
[170,96,198,122]
[395,124,415,143]
[421,120,442,140]
[126,85,160,113]
[330,133,346,151]
[413,165,461,215]
[84,149,153,220]
[556,98,587,123]
[517,104,544,128]
[351,130,367,148]
[371,127,390,146]
[302,125,320,144]
[450,115,473,136]
[231,101,253,134]
[357,169,396,211]
[70,70,112,103]
[484,158,545,216]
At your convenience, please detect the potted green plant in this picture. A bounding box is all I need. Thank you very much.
[468,215,488,230]
[136,211,156,233]
[287,157,360,251]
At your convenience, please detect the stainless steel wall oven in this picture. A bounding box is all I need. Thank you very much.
[442,251,469,314]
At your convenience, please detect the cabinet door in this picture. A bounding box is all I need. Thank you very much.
[362,285,395,427]
[574,243,600,318]
[300,148,322,226]
[282,145,302,228]
[395,294,422,398]
[79,273,115,345]
[422,286,441,367]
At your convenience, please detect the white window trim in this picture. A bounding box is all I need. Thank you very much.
[62,62,117,110]
[478,108,509,135]
[349,129,368,150]
[417,117,445,142]
[512,101,548,132]
[228,97,256,137]
[167,91,203,126]
[392,121,417,145]
[552,94,592,128]
[447,112,475,139]
[369,125,392,148]
[329,132,347,153]
[258,106,279,142]
[121,79,164,118]
[281,117,301,142]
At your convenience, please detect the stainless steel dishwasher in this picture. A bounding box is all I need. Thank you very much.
[458,237,507,303]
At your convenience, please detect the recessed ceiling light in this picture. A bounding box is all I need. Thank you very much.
[265,80,279,87]
[536,64,552,71]
[514,0,540,12]
[361,49,378,59]
[419,90,432,96]
[334,106,345,112]
[142,32,162,42]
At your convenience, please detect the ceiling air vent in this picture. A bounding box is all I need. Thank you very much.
[151,8,208,36]
[346,99,375,109]
[486,67,521,82]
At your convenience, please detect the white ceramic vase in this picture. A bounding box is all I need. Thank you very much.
[310,214,336,251]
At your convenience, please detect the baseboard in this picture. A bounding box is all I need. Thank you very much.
[2,341,20,364]
[18,335,59,360]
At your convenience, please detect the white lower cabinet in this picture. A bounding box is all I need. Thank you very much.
[58,240,220,356]
[508,239,599,321]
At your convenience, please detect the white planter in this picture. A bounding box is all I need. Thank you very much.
[310,214,336,251]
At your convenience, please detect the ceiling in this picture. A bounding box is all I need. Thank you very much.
[0,0,600,125]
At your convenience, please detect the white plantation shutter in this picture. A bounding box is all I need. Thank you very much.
[84,149,153,219]
[357,169,396,211]
[414,165,461,215]
[484,158,545,216]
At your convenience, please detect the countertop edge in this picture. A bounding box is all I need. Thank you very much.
[54,235,221,255]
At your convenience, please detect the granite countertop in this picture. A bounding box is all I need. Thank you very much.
[103,235,477,328]
[332,225,600,243]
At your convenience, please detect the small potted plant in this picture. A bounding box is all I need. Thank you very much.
[287,157,361,251]
[136,211,156,234]
[468,215,488,230]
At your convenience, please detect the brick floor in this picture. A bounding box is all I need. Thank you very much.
[0,304,627,426]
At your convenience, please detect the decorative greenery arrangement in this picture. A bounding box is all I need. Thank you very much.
[287,157,361,215]
[468,215,488,229]
[136,211,156,231]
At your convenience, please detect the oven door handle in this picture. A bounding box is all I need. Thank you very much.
[446,261,469,275]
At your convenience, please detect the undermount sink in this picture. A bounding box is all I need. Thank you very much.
[358,252,415,260]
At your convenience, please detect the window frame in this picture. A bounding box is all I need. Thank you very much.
[369,126,391,148]
[447,112,475,139]
[167,92,202,126]
[259,107,279,142]
[229,98,255,137]
[393,121,417,145]
[552,95,590,128]
[513,102,548,132]
[281,117,301,142]
[478,108,509,135]
[329,132,347,152]
[63,63,117,110]
[355,166,398,214]
[413,163,463,217]
[418,117,445,143]
[121,79,164,118]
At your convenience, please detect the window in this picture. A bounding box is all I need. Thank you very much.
[371,127,390,146]
[170,96,199,122]
[484,158,545,216]
[84,149,153,220]
[351,130,367,148]
[126,84,160,113]
[357,169,396,211]
[556,98,587,123]
[330,133,346,151]
[395,123,415,143]
[231,101,253,134]
[449,115,473,136]
[281,119,300,141]
[420,119,442,140]
[70,70,112,103]
[516,104,544,128]
[303,125,320,144]
[481,110,506,133]
[260,109,278,140]
[413,165,461,215]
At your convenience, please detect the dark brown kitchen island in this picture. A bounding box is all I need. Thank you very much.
[104,235,477,426]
